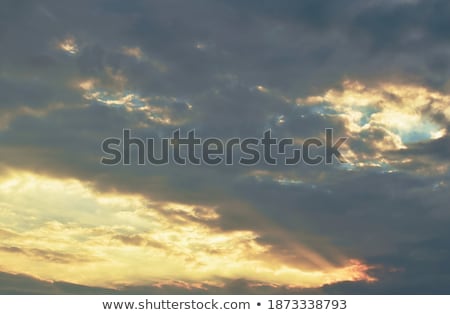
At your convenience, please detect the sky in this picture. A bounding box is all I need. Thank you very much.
[0,0,450,294]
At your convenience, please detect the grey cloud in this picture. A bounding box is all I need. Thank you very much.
[1,0,450,294]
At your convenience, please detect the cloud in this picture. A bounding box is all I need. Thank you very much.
[0,270,375,295]
[1,0,450,294]
[0,171,373,289]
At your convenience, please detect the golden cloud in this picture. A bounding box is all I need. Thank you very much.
[0,170,374,289]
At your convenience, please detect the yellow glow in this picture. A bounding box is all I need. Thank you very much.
[0,171,374,289]
[297,80,449,151]
[82,89,184,126]
[431,128,446,139]
[256,85,268,93]
[122,46,144,60]
[78,79,96,91]
[195,43,207,50]
[57,36,79,54]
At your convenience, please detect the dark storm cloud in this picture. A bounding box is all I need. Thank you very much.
[395,134,450,161]
[2,0,450,96]
[0,272,116,294]
[385,134,450,175]
[220,169,449,267]
[1,0,450,293]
